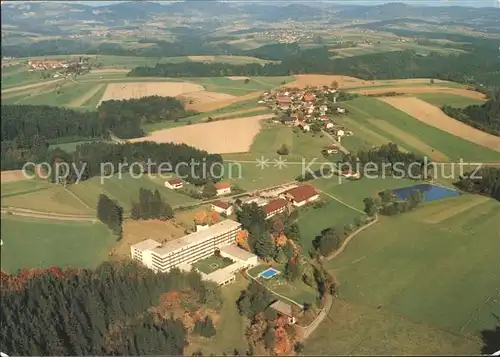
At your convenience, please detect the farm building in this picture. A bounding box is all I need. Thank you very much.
[281,185,319,207]
[302,93,315,102]
[322,146,339,155]
[211,200,234,216]
[215,182,231,196]
[277,96,292,110]
[269,300,297,324]
[165,178,183,189]
[263,199,288,219]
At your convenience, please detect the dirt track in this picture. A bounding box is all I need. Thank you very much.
[129,114,274,153]
[380,97,500,152]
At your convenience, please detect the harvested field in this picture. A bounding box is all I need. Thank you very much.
[98,81,204,104]
[186,91,263,112]
[380,97,500,152]
[111,219,186,259]
[67,84,105,108]
[286,75,458,90]
[179,91,236,108]
[1,170,30,183]
[226,76,250,81]
[188,56,215,62]
[130,114,273,153]
[368,119,450,161]
[354,87,486,100]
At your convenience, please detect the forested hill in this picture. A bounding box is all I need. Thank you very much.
[0,262,221,356]
[128,46,500,89]
[443,93,500,136]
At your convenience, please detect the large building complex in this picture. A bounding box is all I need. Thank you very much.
[131,219,242,273]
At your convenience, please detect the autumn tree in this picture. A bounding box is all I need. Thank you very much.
[236,230,250,251]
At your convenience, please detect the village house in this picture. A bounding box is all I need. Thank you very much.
[269,300,297,325]
[263,199,288,219]
[277,96,292,110]
[211,200,234,216]
[215,182,232,196]
[336,107,346,114]
[322,145,339,155]
[164,178,183,189]
[326,122,335,129]
[333,128,345,137]
[281,185,319,207]
[302,93,315,102]
[319,105,328,114]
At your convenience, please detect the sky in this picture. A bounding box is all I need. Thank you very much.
[3,0,497,7]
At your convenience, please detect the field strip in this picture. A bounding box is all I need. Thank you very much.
[368,119,450,162]
[1,78,65,94]
[130,114,273,153]
[317,189,366,215]
[66,84,105,108]
[380,97,500,152]
[352,86,486,100]
[206,106,268,120]
[421,196,490,224]
[187,91,263,112]
[64,187,95,212]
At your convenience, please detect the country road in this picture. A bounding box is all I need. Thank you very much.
[321,129,350,155]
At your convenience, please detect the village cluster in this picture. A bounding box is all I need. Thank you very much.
[258,86,354,155]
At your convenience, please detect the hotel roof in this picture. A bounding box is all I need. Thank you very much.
[131,238,162,252]
[220,244,257,262]
[150,219,241,257]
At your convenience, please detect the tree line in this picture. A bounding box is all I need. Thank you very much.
[442,93,500,136]
[455,167,500,201]
[131,188,175,220]
[97,194,124,239]
[0,261,221,356]
[1,96,194,170]
[363,189,425,217]
[128,45,500,89]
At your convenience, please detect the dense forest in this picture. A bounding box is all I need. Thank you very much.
[128,44,500,89]
[0,262,221,356]
[340,143,428,180]
[443,94,500,136]
[97,194,124,239]
[131,188,175,220]
[454,167,500,201]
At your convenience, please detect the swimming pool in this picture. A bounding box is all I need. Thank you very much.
[260,268,280,279]
[392,184,460,202]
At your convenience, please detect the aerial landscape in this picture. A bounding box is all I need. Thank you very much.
[0,0,499,355]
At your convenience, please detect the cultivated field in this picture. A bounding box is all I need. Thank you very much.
[131,114,273,153]
[98,81,204,104]
[416,93,486,108]
[307,195,500,354]
[1,170,30,183]
[0,215,115,273]
[187,55,216,62]
[353,86,486,100]
[380,97,500,152]
[178,90,236,107]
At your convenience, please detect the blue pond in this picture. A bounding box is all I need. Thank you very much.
[260,268,280,279]
[392,184,460,202]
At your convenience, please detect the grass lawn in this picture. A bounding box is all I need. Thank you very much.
[18,82,98,107]
[311,177,420,210]
[1,179,52,198]
[325,194,500,337]
[0,215,116,273]
[416,93,485,109]
[295,195,365,254]
[2,185,94,215]
[193,255,235,274]
[343,97,500,161]
[185,276,249,355]
[266,274,318,306]
[305,298,483,355]
[48,139,113,152]
[68,173,199,213]
[223,122,341,191]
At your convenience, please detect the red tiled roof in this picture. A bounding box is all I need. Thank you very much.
[167,178,183,185]
[212,200,231,209]
[277,96,292,103]
[215,182,231,190]
[285,185,318,203]
[263,199,288,214]
[303,93,315,101]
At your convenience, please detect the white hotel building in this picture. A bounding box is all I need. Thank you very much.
[130,219,242,273]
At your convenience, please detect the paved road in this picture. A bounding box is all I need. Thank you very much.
[321,129,350,155]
